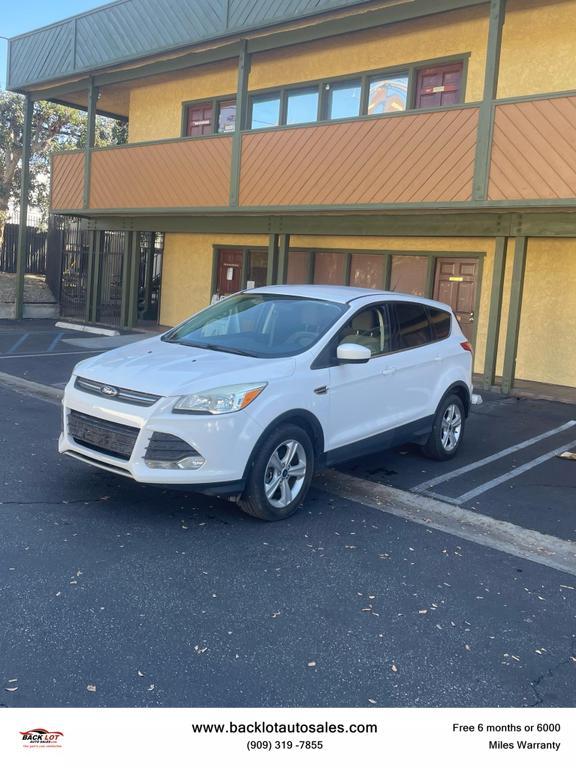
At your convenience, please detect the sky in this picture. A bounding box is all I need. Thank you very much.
[0,0,108,88]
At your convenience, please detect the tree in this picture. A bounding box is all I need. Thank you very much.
[0,90,126,244]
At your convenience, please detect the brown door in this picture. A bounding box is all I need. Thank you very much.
[415,62,463,109]
[217,249,243,295]
[433,257,478,342]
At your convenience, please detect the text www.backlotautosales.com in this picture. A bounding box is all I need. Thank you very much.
[191,720,378,751]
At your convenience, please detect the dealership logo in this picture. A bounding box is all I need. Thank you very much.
[20,728,64,748]
[101,385,119,397]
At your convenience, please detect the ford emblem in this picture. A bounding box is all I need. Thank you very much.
[101,385,119,397]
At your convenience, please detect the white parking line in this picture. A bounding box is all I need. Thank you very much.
[454,438,576,505]
[412,420,576,493]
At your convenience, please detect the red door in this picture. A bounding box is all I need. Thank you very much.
[217,250,243,296]
[433,257,478,342]
[415,63,463,109]
[187,102,213,136]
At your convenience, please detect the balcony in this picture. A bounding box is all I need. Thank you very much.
[50,94,576,216]
[51,135,233,212]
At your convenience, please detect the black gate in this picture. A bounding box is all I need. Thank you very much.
[59,219,89,320]
[96,231,126,327]
[137,232,164,324]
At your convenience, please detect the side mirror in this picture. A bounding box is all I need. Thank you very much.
[336,343,371,364]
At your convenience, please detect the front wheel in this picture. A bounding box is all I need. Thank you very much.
[238,424,315,521]
[422,394,466,461]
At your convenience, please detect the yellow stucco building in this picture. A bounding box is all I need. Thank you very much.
[9,0,576,394]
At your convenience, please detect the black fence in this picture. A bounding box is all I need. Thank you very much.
[0,217,48,275]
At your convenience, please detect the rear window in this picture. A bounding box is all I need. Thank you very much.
[391,302,432,350]
[428,307,451,340]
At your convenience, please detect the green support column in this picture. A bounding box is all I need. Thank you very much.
[126,232,141,329]
[84,231,96,323]
[89,231,102,323]
[382,253,392,290]
[83,78,98,209]
[482,236,508,389]
[501,237,527,395]
[14,95,34,321]
[472,0,507,200]
[277,235,291,284]
[230,41,250,207]
[120,232,133,328]
[266,234,279,285]
[425,255,436,298]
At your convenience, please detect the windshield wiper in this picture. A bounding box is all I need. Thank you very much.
[200,343,256,357]
[162,339,256,357]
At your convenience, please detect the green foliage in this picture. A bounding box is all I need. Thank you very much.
[0,90,127,222]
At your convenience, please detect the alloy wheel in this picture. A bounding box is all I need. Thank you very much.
[264,439,307,509]
[440,403,462,451]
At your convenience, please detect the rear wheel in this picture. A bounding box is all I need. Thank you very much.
[422,393,465,461]
[239,424,315,521]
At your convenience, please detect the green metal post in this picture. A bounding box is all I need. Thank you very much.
[126,232,141,329]
[230,41,250,207]
[382,253,392,290]
[120,232,133,328]
[482,236,507,389]
[472,0,507,201]
[15,96,34,321]
[84,78,98,209]
[501,237,527,394]
[266,234,279,285]
[277,235,291,284]
[425,255,436,298]
[85,231,96,323]
[89,230,102,323]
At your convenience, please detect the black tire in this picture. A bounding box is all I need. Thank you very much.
[238,424,315,521]
[422,393,466,461]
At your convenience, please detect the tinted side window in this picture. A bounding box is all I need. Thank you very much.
[391,302,432,350]
[428,307,451,340]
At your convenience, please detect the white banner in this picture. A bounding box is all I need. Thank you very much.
[0,708,574,767]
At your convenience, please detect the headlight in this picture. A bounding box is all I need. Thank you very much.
[173,383,267,415]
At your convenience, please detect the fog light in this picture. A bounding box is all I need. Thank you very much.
[145,455,205,470]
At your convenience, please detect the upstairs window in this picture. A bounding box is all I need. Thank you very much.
[217,100,237,133]
[184,98,237,137]
[186,102,213,137]
[251,94,281,129]
[286,87,319,125]
[368,73,409,114]
[326,79,362,120]
[415,62,464,109]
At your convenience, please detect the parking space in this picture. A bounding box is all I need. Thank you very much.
[0,321,153,388]
[339,395,576,541]
[1,385,575,708]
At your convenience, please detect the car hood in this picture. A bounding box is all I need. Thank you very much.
[73,336,296,397]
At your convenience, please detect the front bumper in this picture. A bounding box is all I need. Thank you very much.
[59,380,263,491]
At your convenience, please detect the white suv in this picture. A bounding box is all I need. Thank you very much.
[60,285,475,521]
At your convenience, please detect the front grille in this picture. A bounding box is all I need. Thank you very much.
[145,432,200,462]
[75,377,160,407]
[68,410,139,460]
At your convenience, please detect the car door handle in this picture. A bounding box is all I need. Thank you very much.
[434,355,443,362]
[381,367,396,376]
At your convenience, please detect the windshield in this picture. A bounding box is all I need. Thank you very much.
[163,293,346,358]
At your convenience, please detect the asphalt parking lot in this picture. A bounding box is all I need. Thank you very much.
[0,385,575,708]
[1,320,575,708]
